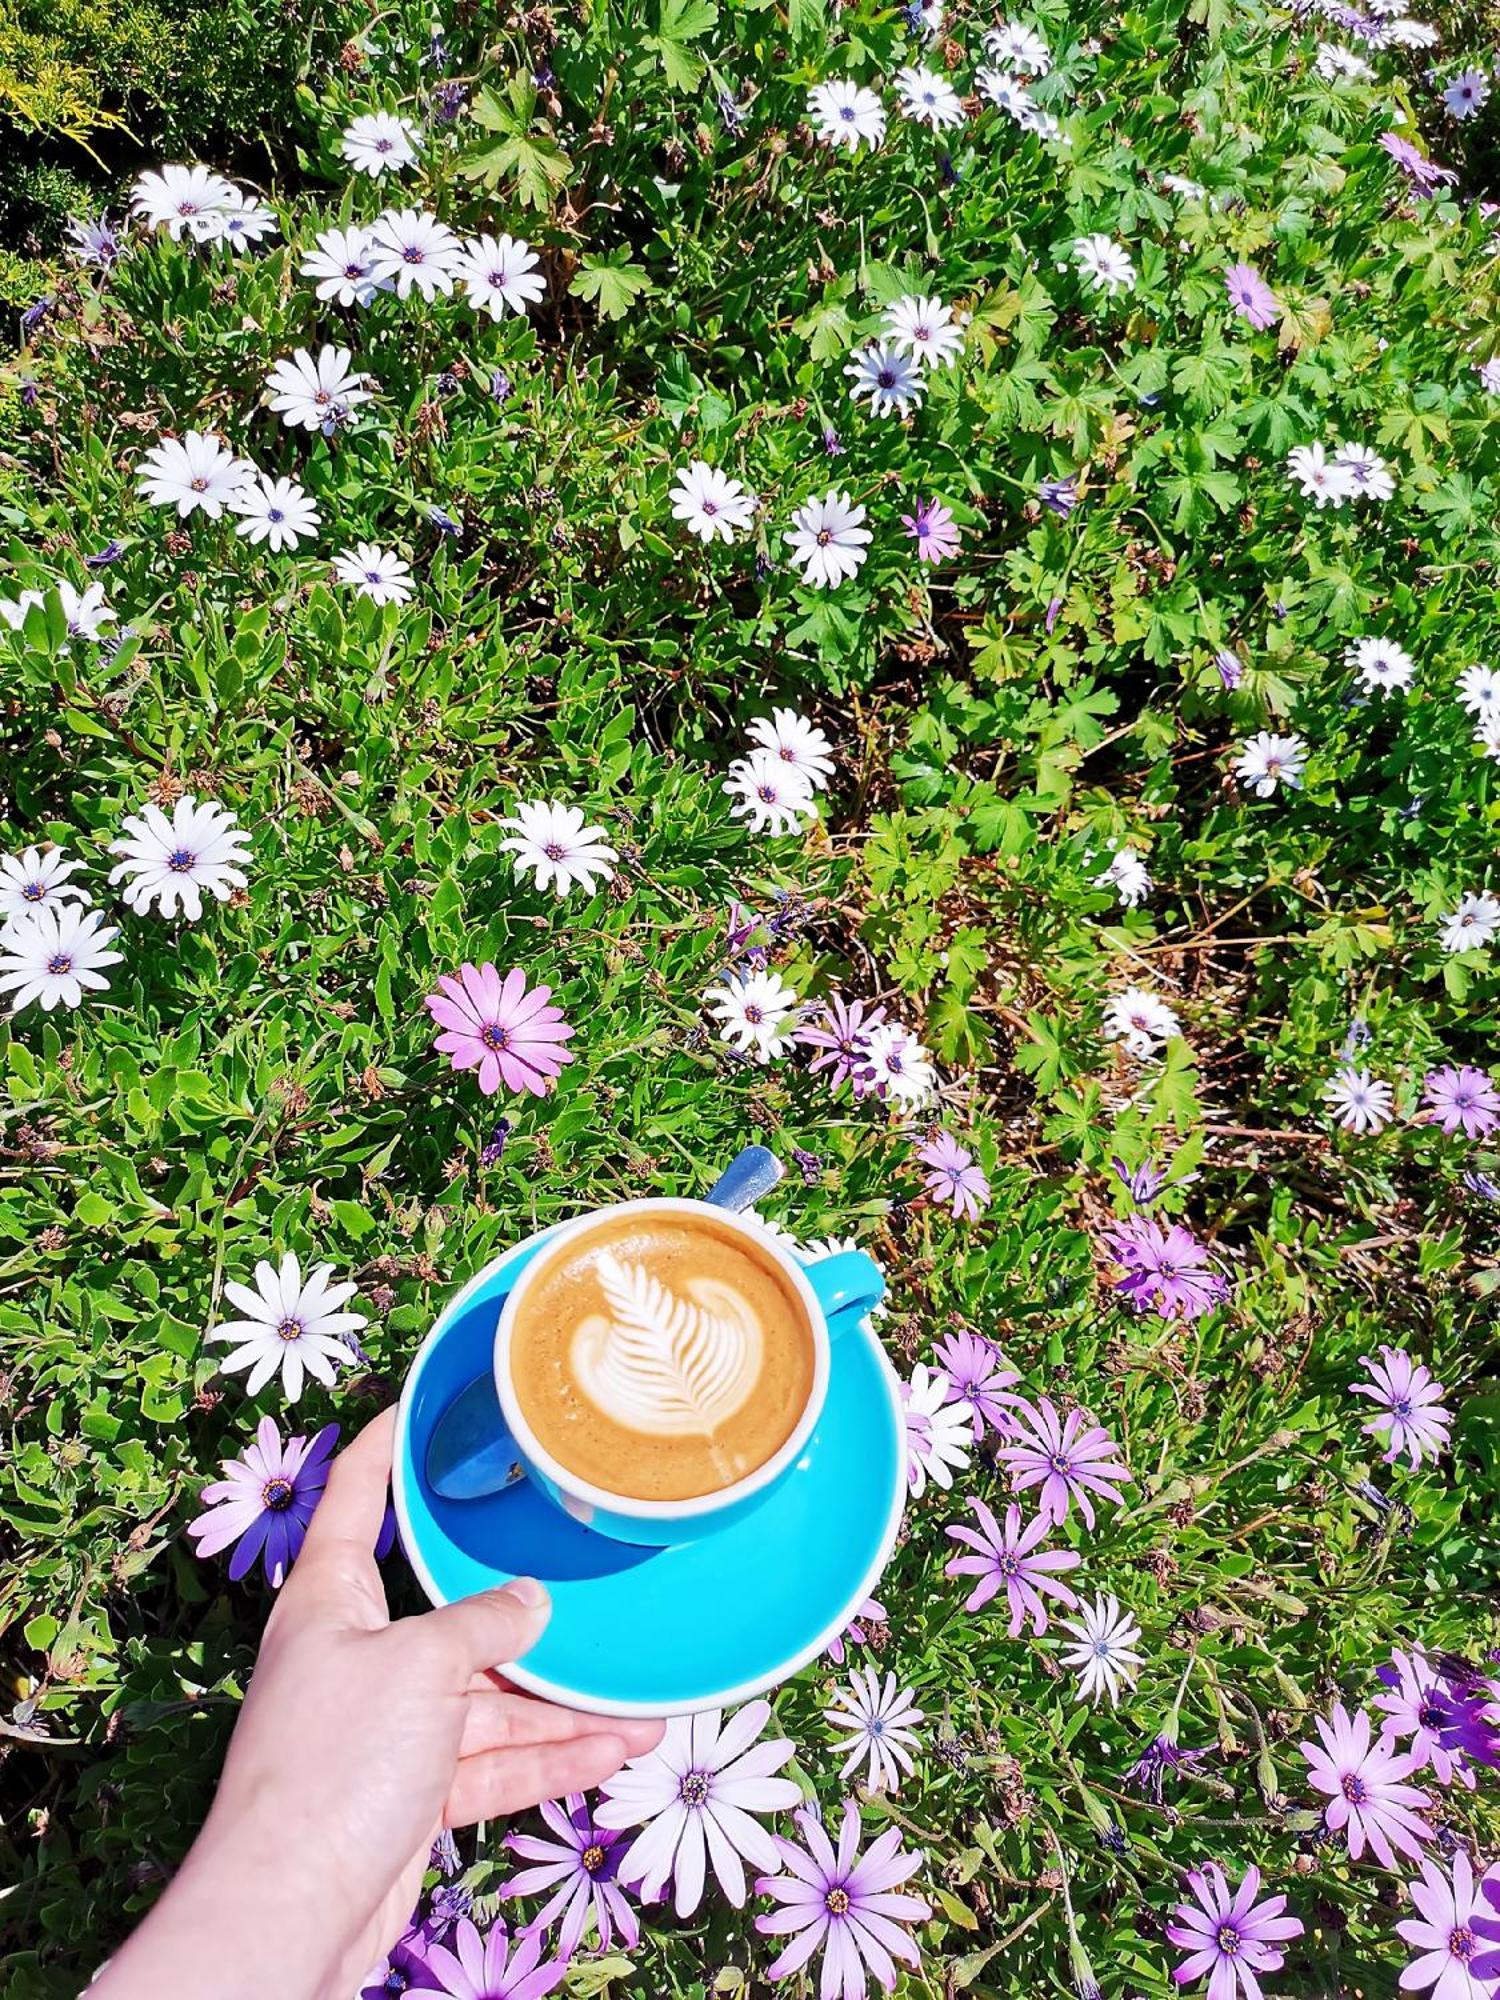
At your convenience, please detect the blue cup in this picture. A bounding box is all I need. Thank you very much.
[492,1197,885,1546]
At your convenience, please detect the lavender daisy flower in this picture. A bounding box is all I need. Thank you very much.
[902,497,961,563]
[503,1795,638,1960]
[427,1883,474,1940]
[1378,131,1457,192]
[1375,1650,1499,1789]
[1125,1732,1208,1802]
[994,1396,1131,1529]
[917,1133,991,1219]
[1166,1863,1303,1999]
[1351,1348,1452,1468]
[945,1497,1081,1635]
[1224,263,1279,330]
[1111,1156,1170,1206]
[902,1364,975,1496]
[432,1831,462,1876]
[1102,1215,1228,1321]
[755,1801,930,1999]
[596,1702,800,1916]
[1402,1854,1496,1997]
[84,539,126,569]
[1039,473,1079,517]
[1300,1702,1435,1868]
[1422,1065,1500,1139]
[932,1330,1019,1439]
[185,1416,338,1588]
[825,1595,886,1667]
[360,1925,443,1997]
[425,1919,563,2000]
[796,993,886,1092]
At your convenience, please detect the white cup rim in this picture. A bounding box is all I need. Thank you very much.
[493,1196,833,1521]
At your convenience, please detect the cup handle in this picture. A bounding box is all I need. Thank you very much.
[803,1249,885,1337]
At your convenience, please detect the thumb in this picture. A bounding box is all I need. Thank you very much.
[422,1577,552,1677]
[294,1404,397,1580]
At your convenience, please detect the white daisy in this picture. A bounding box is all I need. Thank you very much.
[1456,663,1500,718]
[1475,710,1500,763]
[209,1253,365,1403]
[367,208,463,300]
[453,232,546,318]
[332,543,414,606]
[1103,987,1181,1056]
[595,1703,799,1919]
[1444,69,1489,119]
[301,224,386,308]
[893,65,966,129]
[784,490,872,589]
[0,590,43,634]
[129,163,238,240]
[807,79,886,150]
[669,462,758,544]
[108,794,252,921]
[1332,442,1396,503]
[1324,1066,1395,1134]
[861,1022,936,1106]
[232,474,321,552]
[902,1363,973,1497]
[498,800,617,898]
[1440,892,1500,954]
[1056,1595,1144,1707]
[824,1668,924,1792]
[977,70,1038,121]
[217,193,278,253]
[55,581,115,643]
[1159,171,1208,200]
[0,845,91,922]
[745,707,835,792]
[845,342,925,417]
[883,294,965,370]
[1347,636,1415,696]
[1285,443,1353,508]
[264,345,371,432]
[1477,360,1500,399]
[136,431,253,519]
[1094,846,1152,907]
[723,751,817,835]
[1073,235,1137,296]
[0,904,121,1015]
[1234,731,1307,797]
[702,969,801,1062]
[984,21,1052,72]
[340,111,420,178]
[1380,14,1439,44]
[1315,42,1373,79]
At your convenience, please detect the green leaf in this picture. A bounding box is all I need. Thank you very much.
[642,0,718,91]
[569,250,657,321]
[459,78,572,209]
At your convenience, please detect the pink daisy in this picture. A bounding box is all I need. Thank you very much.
[993,1395,1131,1528]
[425,963,576,1097]
[1300,1702,1434,1869]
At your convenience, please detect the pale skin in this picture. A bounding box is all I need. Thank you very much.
[93,1408,665,2000]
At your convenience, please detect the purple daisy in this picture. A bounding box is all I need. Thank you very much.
[1422,1065,1500,1139]
[1300,1701,1434,1869]
[825,1595,887,1667]
[944,1497,1081,1635]
[1125,1731,1208,1802]
[1102,1214,1228,1322]
[1375,1650,1498,1789]
[1224,263,1279,331]
[425,1920,564,2000]
[993,1396,1131,1528]
[425,963,576,1098]
[503,1795,639,1961]
[1401,1853,1497,2000]
[754,1800,930,2000]
[916,1133,991,1220]
[360,1924,443,1997]
[1039,473,1079,518]
[796,993,886,1093]
[1166,1863,1303,2000]
[1378,130,1457,193]
[932,1330,1019,1439]
[185,1416,339,1588]
[901,497,961,564]
[1351,1347,1452,1468]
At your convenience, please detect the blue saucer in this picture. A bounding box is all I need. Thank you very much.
[392,1228,906,1716]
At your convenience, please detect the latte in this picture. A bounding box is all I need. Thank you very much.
[506,1211,817,1502]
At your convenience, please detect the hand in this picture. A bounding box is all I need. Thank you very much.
[95,1407,664,2000]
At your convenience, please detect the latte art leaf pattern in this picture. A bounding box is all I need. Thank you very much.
[577,1252,763,1437]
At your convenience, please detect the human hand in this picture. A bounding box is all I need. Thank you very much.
[95,1406,664,2000]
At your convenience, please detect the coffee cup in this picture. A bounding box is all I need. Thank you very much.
[491,1197,885,1546]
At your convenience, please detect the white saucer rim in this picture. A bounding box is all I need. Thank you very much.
[391,1233,906,1718]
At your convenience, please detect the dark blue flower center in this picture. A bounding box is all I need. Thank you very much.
[481,1023,511,1051]
[22,881,44,901]
[47,953,72,977]
[1451,1928,1477,1963]
[262,1476,294,1511]
[167,849,195,872]
[679,1771,711,1807]
[1342,1773,1367,1804]
[276,1318,303,1344]
[1217,1924,1242,1958]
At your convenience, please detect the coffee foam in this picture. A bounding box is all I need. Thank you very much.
[506,1211,817,1503]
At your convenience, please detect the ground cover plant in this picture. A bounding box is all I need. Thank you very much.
[7,0,1500,1993]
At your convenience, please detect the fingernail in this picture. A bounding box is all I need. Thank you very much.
[503,1575,549,1609]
